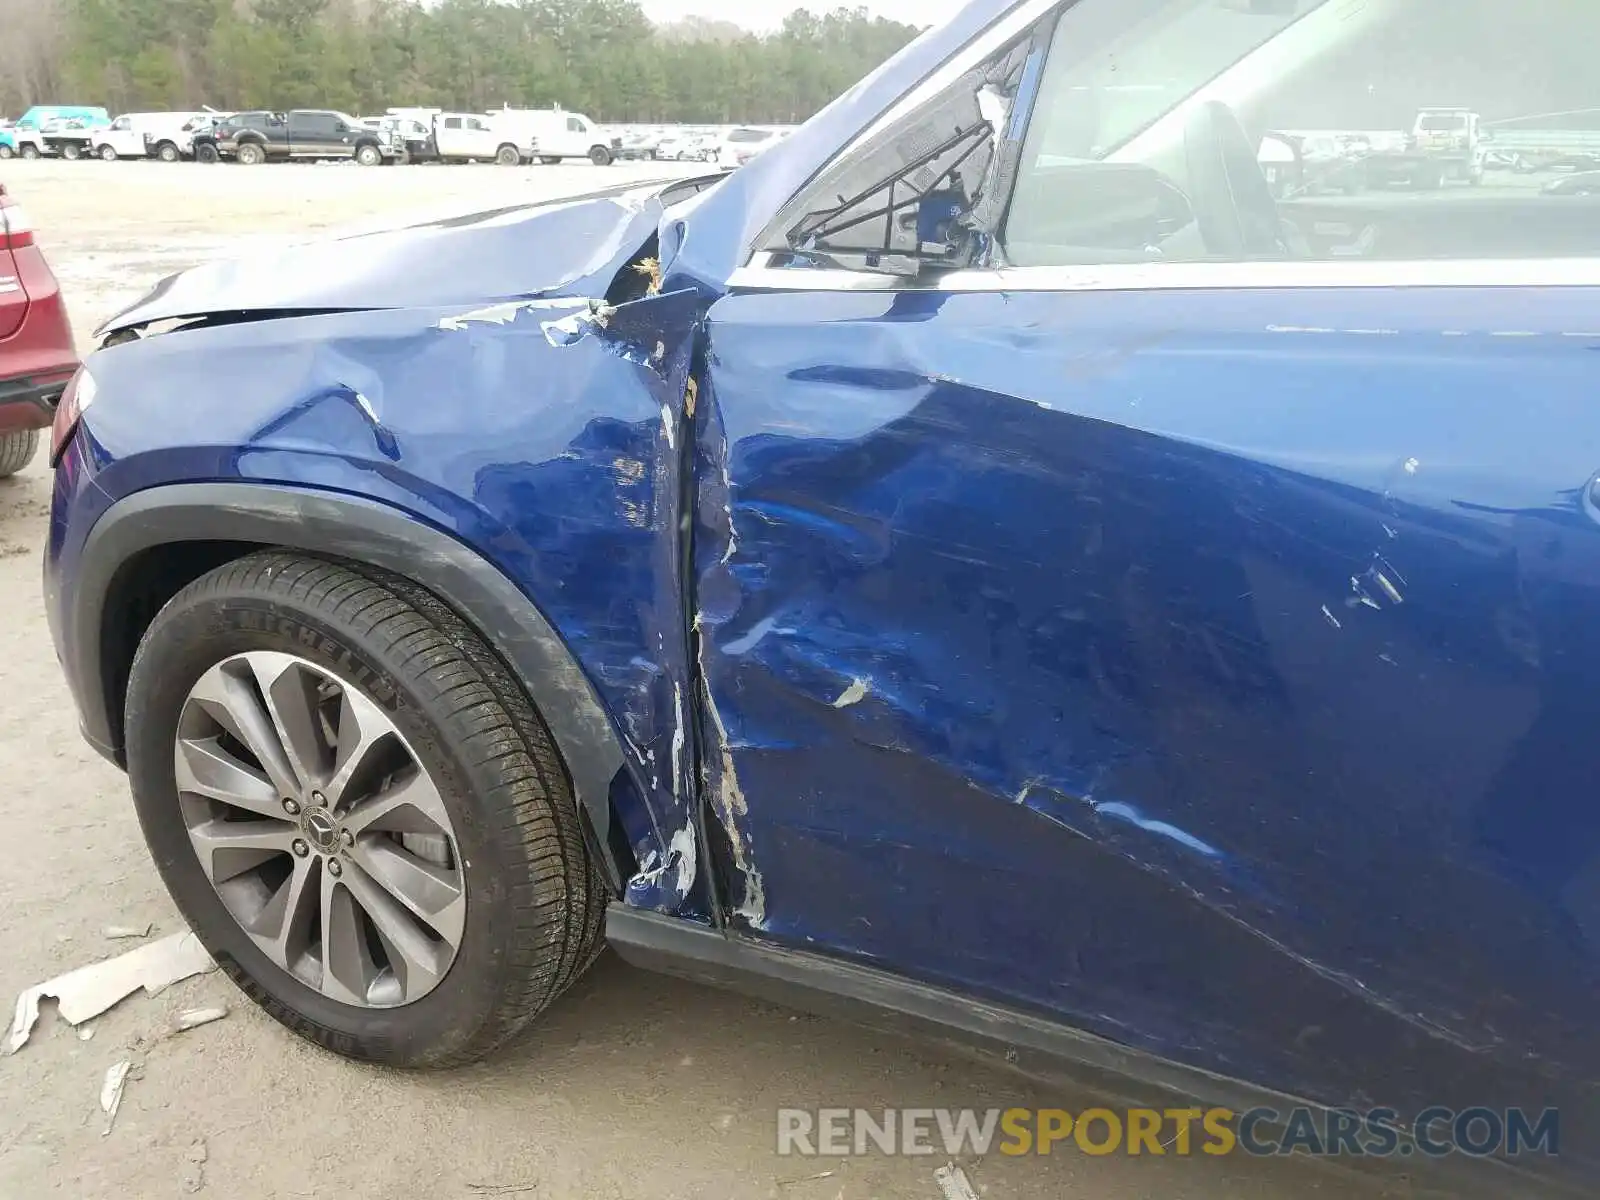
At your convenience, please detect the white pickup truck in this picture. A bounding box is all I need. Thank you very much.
[430,113,527,165]
[91,112,212,162]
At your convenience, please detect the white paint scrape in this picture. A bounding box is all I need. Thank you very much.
[832,678,870,708]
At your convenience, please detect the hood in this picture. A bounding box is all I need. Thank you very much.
[98,175,723,338]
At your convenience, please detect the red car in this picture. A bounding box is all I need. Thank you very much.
[0,182,76,477]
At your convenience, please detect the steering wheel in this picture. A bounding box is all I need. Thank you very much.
[1182,100,1287,258]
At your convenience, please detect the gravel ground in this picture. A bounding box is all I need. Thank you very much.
[0,159,1408,1200]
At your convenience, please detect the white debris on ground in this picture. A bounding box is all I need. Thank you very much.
[173,1006,229,1033]
[100,1060,132,1136]
[4,930,216,1053]
[934,1163,980,1200]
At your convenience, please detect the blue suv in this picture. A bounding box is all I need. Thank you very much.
[43,2,1600,1193]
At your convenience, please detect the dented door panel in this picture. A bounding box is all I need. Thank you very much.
[695,281,1600,1119]
[79,291,712,915]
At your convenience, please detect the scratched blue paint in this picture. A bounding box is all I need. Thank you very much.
[40,0,1600,1190]
[693,282,1600,1183]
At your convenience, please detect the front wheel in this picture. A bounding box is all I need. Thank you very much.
[495,144,521,167]
[0,145,12,160]
[157,141,181,163]
[125,554,605,1067]
[61,143,80,161]
[236,142,265,166]
[196,143,220,164]
[588,145,612,166]
[0,429,39,478]
[99,144,118,162]
[19,144,40,160]
[354,143,383,167]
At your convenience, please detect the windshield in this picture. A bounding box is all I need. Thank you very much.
[1418,114,1467,130]
[729,129,770,143]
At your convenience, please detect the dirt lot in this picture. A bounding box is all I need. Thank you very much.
[0,160,1407,1199]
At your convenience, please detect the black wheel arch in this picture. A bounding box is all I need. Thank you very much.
[72,482,629,891]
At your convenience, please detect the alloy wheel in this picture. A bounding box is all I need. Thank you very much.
[174,651,465,1008]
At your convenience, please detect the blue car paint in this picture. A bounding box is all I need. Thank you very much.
[41,0,1600,1187]
[694,281,1600,1137]
[58,291,710,916]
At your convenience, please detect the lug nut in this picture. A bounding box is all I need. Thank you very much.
[327,858,343,877]
[292,839,310,858]
[310,791,327,806]
[282,798,301,816]
[340,829,354,847]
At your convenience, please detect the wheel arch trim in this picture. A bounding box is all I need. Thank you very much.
[74,481,626,888]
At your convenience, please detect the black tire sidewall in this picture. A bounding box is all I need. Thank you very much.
[126,586,537,1064]
[0,429,38,477]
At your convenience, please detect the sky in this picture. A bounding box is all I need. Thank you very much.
[638,0,968,33]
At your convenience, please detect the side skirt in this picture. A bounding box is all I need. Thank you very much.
[606,904,1556,1199]
[609,904,1283,1111]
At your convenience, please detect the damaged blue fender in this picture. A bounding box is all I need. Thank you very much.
[57,274,716,918]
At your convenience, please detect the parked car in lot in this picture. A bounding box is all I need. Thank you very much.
[488,107,619,164]
[1257,130,1371,198]
[430,112,526,165]
[1542,170,1600,196]
[0,106,108,159]
[381,115,435,162]
[615,131,663,160]
[41,112,113,160]
[91,112,211,162]
[42,1,1600,1195]
[715,126,785,171]
[0,183,74,476]
[655,132,719,162]
[195,110,402,165]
